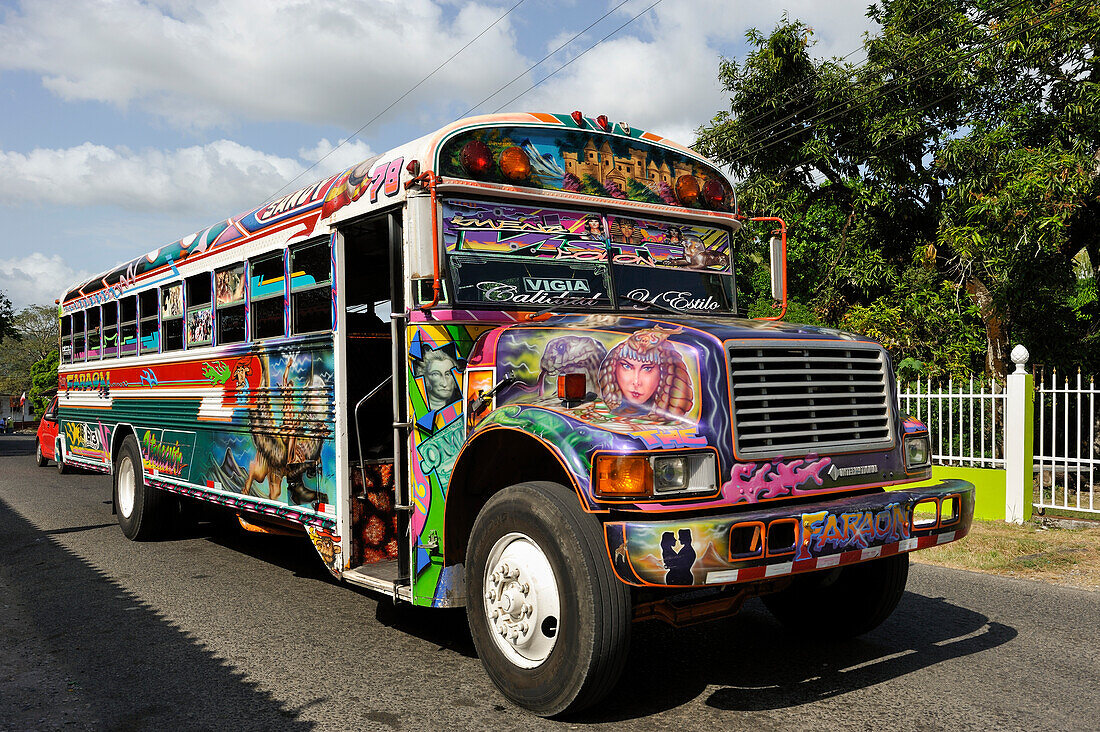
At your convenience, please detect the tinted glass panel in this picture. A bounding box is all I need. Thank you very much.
[293,288,330,334]
[163,317,184,351]
[217,303,246,344]
[140,315,159,353]
[120,296,137,323]
[120,322,138,357]
[251,253,285,299]
[450,256,611,310]
[612,265,734,315]
[73,311,86,361]
[290,241,331,290]
[186,273,212,308]
[252,297,285,340]
[87,307,101,357]
[102,303,118,358]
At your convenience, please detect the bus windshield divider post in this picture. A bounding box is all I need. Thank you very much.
[405,171,443,310]
[353,374,394,501]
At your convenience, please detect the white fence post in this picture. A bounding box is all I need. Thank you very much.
[1005,345,1035,523]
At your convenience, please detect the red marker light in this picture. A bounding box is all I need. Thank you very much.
[460,140,494,177]
[596,114,610,132]
[571,110,585,127]
[405,159,421,177]
[701,178,726,209]
[557,373,587,401]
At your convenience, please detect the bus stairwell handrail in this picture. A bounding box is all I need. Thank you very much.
[353,375,394,498]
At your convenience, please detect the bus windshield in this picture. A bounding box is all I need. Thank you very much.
[442,198,736,316]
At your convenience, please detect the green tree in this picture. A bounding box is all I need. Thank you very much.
[0,304,59,396]
[30,350,59,415]
[697,2,1100,377]
[0,291,15,346]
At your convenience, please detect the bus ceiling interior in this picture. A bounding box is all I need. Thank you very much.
[341,214,404,571]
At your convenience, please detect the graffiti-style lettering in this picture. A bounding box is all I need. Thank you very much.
[634,428,708,449]
[796,503,910,561]
[416,419,464,489]
[256,180,326,223]
[724,456,832,502]
[64,371,111,392]
[141,430,188,477]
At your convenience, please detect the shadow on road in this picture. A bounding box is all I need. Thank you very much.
[0,494,317,730]
[0,434,34,457]
[575,588,1017,722]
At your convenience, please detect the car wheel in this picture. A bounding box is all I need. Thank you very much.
[465,481,630,716]
[36,441,48,467]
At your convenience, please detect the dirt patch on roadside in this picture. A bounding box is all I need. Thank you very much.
[913,518,1100,591]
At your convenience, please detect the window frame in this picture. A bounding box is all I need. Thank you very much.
[289,239,332,335]
[215,262,247,345]
[249,250,287,341]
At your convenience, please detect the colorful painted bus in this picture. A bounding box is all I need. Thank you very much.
[55,111,973,716]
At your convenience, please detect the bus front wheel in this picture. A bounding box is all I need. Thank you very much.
[465,481,630,717]
[763,552,910,638]
[113,435,167,540]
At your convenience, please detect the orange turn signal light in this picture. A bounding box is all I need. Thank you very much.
[594,455,653,497]
[675,174,701,207]
[499,146,531,181]
[557,373,587,401]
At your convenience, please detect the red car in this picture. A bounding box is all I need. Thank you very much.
[35,396,65,472]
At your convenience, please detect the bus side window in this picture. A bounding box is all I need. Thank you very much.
[186,273,213,347]
[161,283,184,352]
[73,310,86,362]
[290,240,331,334]
[61,314,72,364]
[102,302,118,358]
[250,251,286,340]
[87,306,101,360]
[120,296,138,357]
[139,289,160,354]
[215,263,246,344]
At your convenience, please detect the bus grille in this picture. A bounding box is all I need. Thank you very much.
[728,342,893,457]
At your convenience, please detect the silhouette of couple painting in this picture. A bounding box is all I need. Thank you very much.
[661,528,696,585]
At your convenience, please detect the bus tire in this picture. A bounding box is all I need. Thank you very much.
[465,481,630,717]
[113,435,167,541]
[56,441,68,474]
[763,552,910,638]
[36,441,48,467]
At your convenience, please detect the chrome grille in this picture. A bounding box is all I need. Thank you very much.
[729,342,893,457]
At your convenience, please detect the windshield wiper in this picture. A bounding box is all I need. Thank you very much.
[617,292,681,317]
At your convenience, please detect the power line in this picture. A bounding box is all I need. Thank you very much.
[268,0,528,201]
[723,0,1038,162]
[489,0,664,113]
[720,0,1092,170]
[457,0,635,118]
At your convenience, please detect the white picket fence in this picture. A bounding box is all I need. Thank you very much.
[1035,369,1099,515]
[897,356,1099,518]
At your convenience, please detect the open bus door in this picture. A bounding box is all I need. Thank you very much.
[338,210,412,597]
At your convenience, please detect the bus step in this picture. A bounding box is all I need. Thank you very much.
[344,561,413,602]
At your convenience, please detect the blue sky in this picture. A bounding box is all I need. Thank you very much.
[0,0,876,309]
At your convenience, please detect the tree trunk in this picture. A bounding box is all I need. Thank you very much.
[965,277,1009,378]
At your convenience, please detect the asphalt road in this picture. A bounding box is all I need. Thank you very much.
[2,432,1098,731]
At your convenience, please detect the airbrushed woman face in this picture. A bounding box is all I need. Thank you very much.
[615,355,659,406]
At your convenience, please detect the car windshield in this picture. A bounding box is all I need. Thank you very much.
[443,198,736,316]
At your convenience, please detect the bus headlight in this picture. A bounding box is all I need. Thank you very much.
[904,434,931,471]
[652,453,716,495]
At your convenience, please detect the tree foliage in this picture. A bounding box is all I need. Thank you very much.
[0,304,59,399]
[30,350,59,416]
[697,1,1100,378]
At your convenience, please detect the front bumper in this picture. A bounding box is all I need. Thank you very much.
[604,479,973,587]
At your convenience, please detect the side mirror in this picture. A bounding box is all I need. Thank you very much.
[769,235,785,302]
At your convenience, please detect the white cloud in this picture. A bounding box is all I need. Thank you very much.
[0,0,528,130]
[507,0,879,146]
[0,253,93,308]
[0,138,375,214]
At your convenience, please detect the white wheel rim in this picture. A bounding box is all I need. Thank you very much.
[117,455,136,518]
[37,443,42,461]
[482,532,560,668]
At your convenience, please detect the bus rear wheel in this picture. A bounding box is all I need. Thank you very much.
[465,481,630,717]
[114,435,168,540]
[763,552,910,638]
[56,441,68,474]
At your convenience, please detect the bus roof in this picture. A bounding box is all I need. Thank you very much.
[60,112,736,311]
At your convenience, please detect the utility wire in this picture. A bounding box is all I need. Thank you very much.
[457,0,635,118]
[719,0,1092,169]
[268,0,528,201]
[723,0,1038,162]
[489,0,664,113]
